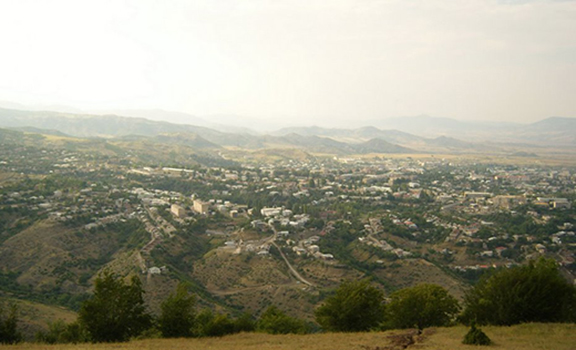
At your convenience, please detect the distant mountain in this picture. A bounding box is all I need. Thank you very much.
[1,106,571,154]
[274,125,422,145]
[353,138,415,154]
[153,133,220,149]
[9,126,71,138]
[517,117,576,145]
[362,115,576,146]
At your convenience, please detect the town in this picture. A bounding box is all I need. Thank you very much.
[1,139,575,324]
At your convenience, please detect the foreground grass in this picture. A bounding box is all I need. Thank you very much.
[4,323,576,350]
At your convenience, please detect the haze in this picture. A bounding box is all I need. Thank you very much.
[0,0,575,128]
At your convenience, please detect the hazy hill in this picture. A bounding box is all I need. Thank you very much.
[365,115,576,146]
[353,138,416,154]
[1,106,572,154]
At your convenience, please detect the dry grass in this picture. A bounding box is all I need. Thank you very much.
[4,323,576,350]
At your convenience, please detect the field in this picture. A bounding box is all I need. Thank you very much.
[4,323,576,350]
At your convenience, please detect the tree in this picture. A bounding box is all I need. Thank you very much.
[461,258,576,326]
[315,279,385,332]
[158,283,196,338]
[78,271,152,342]
[384,284,460,330]
[257,306,309,334]
[0,302,21,344]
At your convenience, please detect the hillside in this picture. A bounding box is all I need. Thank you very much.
[3,324,575,350]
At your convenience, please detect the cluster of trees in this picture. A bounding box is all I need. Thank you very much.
[33,271,309,344]
[315,258,576,332]
[6,258,576,344]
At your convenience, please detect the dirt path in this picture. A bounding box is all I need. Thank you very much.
[272,242,315,287]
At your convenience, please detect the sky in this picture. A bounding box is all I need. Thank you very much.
[0,0,575,127]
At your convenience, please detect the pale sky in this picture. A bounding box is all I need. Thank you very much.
[0,0,575,126]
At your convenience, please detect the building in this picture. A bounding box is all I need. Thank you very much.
[193,199,210,214]
[170,204,186,218]
[492,195,526,209]
[261,207,282,217]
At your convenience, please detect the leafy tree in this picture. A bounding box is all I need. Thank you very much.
[315,279,385,332]
[461,258,576,325]
[78,271,152,342]
[257,306,309,334]
[0,302,21,344]
[384,284,460,330]
[158,283,196,338]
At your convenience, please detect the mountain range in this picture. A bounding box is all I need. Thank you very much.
[0,107,574,156]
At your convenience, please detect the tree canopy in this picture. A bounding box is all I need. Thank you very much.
[78,271,152,342]
[315,279,386,332]
[461,258,576,325]
[158,282,196,338]
[384,283,460,330]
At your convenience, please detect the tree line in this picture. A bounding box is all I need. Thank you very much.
[1,257,575,344]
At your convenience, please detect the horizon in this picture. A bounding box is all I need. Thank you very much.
[0,101,572,133]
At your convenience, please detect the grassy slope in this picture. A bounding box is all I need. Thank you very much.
[0,297,77,341]
[3,324,576,350]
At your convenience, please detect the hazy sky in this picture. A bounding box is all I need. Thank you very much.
[0,0,575,126]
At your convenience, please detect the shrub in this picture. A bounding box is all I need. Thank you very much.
[384,284,460,330]
[462,323,491,346]
[315,279,385,332]
[461,258,576,325]
[193,309,236,337]
[35,320,89,344]
[257,306,309,334]
[233,312,256,333]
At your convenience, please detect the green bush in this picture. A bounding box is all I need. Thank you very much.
[315,279,385,332]
[233,312,256,333]
[461,258,576,325]
[257,306,309,334]
[194,309,237,337]
[384,284,460,330]
[35,320,89,344]
[462,323,491,346]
